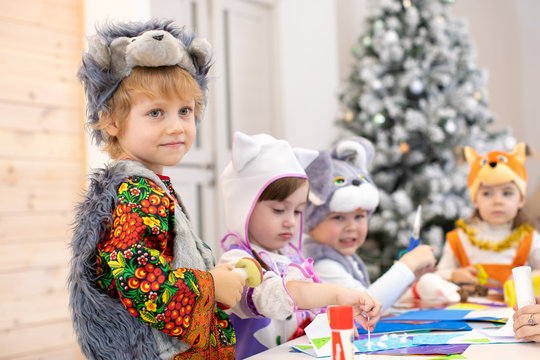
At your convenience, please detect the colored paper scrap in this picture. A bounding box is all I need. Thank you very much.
[311,336,330,350]
[354,335,413,353]
[384,308,507,322]
[428,354,467,360]
[384,309,471,321]
[411,333,464,345]
[372,344,469,356]
[358,320,471,334]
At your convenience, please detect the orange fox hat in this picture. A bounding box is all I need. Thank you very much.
[464,142,527,202]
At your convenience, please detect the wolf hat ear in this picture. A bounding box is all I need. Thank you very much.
[293,148,318,170]
[333,137,375,174]
[305,151,333,206]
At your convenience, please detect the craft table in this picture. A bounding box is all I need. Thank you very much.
[245,332,540,359]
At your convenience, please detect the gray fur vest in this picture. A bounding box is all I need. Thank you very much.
[68,160,215,360]
[303,237,371,288]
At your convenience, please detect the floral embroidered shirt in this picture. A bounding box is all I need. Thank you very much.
[95,175,235,358]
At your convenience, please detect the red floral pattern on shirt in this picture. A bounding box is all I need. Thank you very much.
[95,176,235,358]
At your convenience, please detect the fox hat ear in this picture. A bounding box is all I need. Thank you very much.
[509,142,527,164]
[464,146,480,166]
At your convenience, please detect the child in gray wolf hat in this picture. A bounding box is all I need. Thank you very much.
[303,137,436,311]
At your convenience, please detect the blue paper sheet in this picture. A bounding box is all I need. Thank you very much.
[384,309,471,321]
[357,320,472,334]
[382,309,501,322]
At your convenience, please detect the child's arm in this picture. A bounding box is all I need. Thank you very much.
[209,264,245,308]
[286,281,381,331]
[451,265,479,285]
[398,244,437,280]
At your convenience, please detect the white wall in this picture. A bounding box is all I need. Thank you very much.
[275,0,340,150]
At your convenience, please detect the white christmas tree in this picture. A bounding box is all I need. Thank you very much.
[337,0,515,275]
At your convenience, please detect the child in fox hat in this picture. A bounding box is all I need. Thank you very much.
[437,143,540,288]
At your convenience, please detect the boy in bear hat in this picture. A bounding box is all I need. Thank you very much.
[69,19,245,359]
[437,143,540,288]
[303,137,436,311]
[218,132,381,358]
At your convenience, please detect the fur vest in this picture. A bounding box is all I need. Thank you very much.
[303,237,370,288]
[68,160,215,359]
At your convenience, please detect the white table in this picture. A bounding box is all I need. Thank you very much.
[245,325,540,359]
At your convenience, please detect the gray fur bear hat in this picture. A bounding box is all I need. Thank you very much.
[304,137,379,232]
[78,18,212,146]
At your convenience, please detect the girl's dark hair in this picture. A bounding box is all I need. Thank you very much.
[258,177,308,202]
[252,176,309,270]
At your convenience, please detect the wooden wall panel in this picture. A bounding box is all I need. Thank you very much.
[0,0,85,358]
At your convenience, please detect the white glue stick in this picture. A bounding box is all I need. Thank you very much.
[328,305,355,360]
[512,266,536,309]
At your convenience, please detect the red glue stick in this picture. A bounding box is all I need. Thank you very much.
[328,305,354,360]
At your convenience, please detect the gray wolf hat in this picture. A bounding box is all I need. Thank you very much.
[78,18,212,146]
[304,137,379,232]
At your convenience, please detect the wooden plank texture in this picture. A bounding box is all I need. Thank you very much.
[0,0,81,33]
[0,266,69,301]
[0,320,80,359]
[0,212,75,243]
[0,128,83,160]
[0,239,71,272]
[0,0,85,357]
[0,102,82,134]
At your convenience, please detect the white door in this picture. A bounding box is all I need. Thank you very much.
[152,0,280,255]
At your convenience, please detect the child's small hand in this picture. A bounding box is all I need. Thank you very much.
[336,288,382,332]
[209,264,245,308]
[451,265,479,285]
[399,245,437,280]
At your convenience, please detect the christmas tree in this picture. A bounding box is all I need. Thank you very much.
[336,0,515,276]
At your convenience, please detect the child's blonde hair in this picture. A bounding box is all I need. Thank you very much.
[94,66,204,159]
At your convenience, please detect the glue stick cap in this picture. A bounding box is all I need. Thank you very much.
[328,305,353,330]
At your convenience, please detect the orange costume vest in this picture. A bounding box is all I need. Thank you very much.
[446,228,534,287]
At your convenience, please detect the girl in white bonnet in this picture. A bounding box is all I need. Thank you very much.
[218,131,382,358]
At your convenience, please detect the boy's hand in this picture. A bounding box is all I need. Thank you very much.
[451,265,479,285]
[209,264,245,308]
[399,245,436,280]
[336,288,382,332]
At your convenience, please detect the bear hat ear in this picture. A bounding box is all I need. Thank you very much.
[231,131,261,171]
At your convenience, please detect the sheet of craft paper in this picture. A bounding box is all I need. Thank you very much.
[354,334,413,353]
[358,320,471,334]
